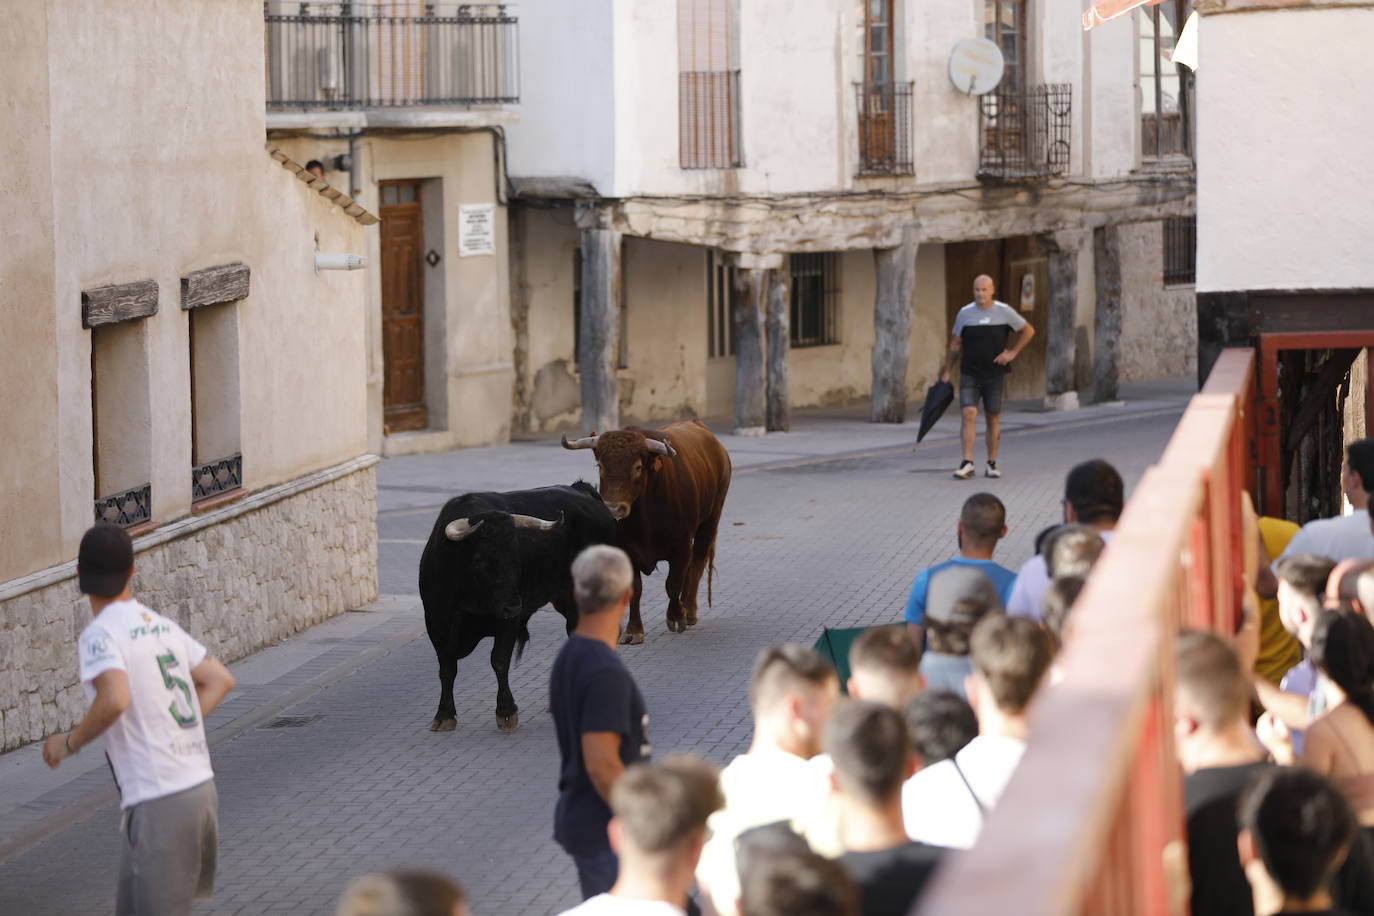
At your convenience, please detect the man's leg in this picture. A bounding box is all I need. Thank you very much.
[573,847,619,899]
[984,374,1005,474]
[986,413,1001,461]
[116,780,218,916]
[961,407,978,462]
[957,374,979,479]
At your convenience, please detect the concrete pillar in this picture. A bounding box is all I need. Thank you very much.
[765,273,790,432]
[871,224,920,423]
[1041,229,1086,410]
[731,265,768,435]
[1091,223,1123,403]
[578,226,621,433]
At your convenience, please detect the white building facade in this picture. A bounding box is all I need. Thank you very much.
[505,0,1199,435]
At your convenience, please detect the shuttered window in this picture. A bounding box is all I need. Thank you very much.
[678,0,742,169]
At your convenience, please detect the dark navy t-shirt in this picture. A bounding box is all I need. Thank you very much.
[550,635,650,855]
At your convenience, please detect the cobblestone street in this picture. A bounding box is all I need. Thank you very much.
[0,389,1187,915]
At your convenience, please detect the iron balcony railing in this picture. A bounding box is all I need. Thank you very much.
[855,82,914,176]
[264,2,519,110]
[977,83,1072,181]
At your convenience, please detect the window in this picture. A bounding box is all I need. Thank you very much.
[1163,216,1196,286]
[856,0,913,176]
[1140,0,1191,158]
[707,251,737,358]
[790,253,839,348]
[678,0,742,169]
[985,0,1027,91]
[573,247,628,369]
[91,321,153,528]
[188,304,242,503]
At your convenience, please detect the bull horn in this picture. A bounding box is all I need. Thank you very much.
[444,518,485,541]
[645,439,677,458]
[561,433,599,450]
[511,512,563,531]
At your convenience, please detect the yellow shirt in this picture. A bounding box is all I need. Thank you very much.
[1257,517,1305,685]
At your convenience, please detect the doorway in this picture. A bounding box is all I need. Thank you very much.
[944,237,1049,400]
[380,179,427,432]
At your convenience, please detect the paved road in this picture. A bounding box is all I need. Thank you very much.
[0,387,1188,915]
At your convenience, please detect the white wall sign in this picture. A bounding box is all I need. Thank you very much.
[458,204,496,257]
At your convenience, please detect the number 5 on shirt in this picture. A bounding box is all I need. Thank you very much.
[157,652,199,728]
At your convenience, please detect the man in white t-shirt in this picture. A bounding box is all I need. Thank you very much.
[902,615,1052,849]
[559,756,723,916]
[1006,459,1123,621]
[41,523,236,916]
[1276,440,1374,565]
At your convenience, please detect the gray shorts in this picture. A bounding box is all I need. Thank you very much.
[960,373,1005,415]
[117,779,218,916]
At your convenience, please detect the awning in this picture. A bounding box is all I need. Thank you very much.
[1082,0,1166,30]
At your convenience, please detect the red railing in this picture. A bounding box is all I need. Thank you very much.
[916,348,1257,915]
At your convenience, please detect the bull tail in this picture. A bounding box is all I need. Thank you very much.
[707,545,716,608]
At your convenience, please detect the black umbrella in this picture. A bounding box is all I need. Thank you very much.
[916,379,954,443]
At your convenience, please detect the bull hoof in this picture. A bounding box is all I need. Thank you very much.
[667,618,687,634]
[685,615,699,628]
[620,630,645,645]
[496,712,519,732]
[430,718,457,732]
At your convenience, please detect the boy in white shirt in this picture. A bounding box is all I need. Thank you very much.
[41,523,236,916]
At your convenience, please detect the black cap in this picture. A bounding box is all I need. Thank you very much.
[77,523,134,597]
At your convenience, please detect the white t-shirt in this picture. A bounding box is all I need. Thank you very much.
[1006,530,1115,621]
[557,894,686,916]
[78,599,214,809]
[901,735,1025,849]
[1276,510,1374,564]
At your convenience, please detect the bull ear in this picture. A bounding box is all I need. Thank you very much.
[644,438,676,458]
[511,512,564,531]
[444,518,485,541]
[561,433,599,450]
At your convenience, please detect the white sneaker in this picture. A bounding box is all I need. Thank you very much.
[954,461,975,480]
[986,461,1002,478]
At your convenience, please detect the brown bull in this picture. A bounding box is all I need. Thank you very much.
[562,419,732,643]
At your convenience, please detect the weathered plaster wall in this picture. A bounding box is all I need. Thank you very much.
[621,239,709,424]
[1118,220,1198,381]
[1198,6,1374,292]
[0,465,377,752]
[1086,9,1139,178]
[513,207,583,432]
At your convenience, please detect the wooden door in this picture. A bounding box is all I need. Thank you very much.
[380,180,427,432]
[861,0,896,165]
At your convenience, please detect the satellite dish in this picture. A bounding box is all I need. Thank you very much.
[948,38,1004,95]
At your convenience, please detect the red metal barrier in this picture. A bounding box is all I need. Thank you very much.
[915,348,1257,915]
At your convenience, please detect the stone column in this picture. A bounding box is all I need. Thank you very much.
[765,272,790,432]
[870,224,920,423]
[730,257,774,436]
[1092,223,1123,403]
[578,226,621,433]
[1040,229,1085,411]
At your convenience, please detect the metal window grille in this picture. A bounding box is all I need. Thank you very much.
[1140,0,1192,159]
[789,253,839,348]
[707,251,737,358]
[855,82,913,176]
[977,84,1072,181]
[95,483,152,528]
[1163,216,1196,286]
[264,2,519,109]
[679,71,743,169]
[192,454,244,502]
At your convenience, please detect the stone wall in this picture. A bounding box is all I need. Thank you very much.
[0,461,378,752]
[1118,220,1199,383]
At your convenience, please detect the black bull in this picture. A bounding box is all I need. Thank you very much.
[418,482,617,732]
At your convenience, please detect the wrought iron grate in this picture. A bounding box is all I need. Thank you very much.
[94,483,152,528]
[977,83,1072,181]
[1163,216,1196,286]
[855,82,914,176]
[192,453,243,502]
[261,715,325,729]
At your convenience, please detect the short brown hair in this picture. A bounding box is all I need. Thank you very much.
[824,700,910,804]
[1042,576,1086,638]
[1176,630,1247,728]
[926,599,993,655]
[336,871,466,916]
[740,849,858,916]
[849,625,919,679]
[970,615,1053,714]
[749,645,838,712]
[1046,526,1105,579]
[1275,554,1337,610]
[611,755,723,854]
[960,492,1007,542]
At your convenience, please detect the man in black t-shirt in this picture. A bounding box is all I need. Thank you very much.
[941,275,1035,480]
[551,545,651,900]
[827,700,943,916]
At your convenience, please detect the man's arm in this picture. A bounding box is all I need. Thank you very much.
[1253,676,1311,730]
[582,731,625,804]
[993,322,1036,366]
[941,336,961,383]
[191,656,235,718]
[42,669,131,768]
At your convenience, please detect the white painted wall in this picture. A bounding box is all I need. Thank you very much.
[1197,6,1374,292]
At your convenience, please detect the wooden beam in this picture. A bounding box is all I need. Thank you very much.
[1091,224,1122,403]
[578,228,621,433]
[732,268,767,434]
[82,280,158,329]
[870,224,919,423]
[181,263,250,310]
[765,273,790,432]
[1040,233,1082,398]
